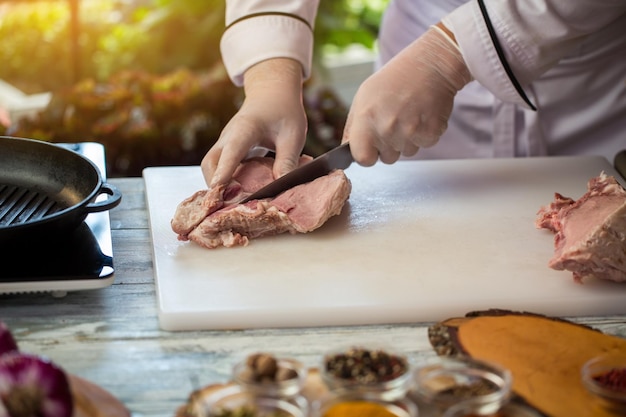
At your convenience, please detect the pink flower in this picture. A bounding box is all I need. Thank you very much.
[0,353,73,417]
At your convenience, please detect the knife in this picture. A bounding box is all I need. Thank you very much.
[239,142,353,203]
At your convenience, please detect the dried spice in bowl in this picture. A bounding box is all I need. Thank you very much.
[210,405,291,417]
[323,346,408,383]
[205,385,306,417]
[592,367,626,392]
[320,345,411,401]
[411,356,512,416]
[233,353,307,399]
[581,353,626,413]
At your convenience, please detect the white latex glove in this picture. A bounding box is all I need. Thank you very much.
[344,24,472,165]
[201,58,307,188]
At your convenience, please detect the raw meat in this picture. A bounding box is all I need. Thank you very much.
[535,172,626,283]
[171,158,276,236]
[171,157,351,248]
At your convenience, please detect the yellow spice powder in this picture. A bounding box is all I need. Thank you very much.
[323,401,398,417]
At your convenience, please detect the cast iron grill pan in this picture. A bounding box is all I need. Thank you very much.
[0,183,65,227]
[0,136,122,246]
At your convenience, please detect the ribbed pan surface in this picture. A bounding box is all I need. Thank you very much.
[0,183,65,227]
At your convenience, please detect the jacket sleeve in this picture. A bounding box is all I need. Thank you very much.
[442,0,626,108]
[220,0,320,86]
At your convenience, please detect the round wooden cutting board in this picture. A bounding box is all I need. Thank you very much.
[428,309,626,417]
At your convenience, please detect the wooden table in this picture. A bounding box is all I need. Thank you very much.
[1,177,625,417]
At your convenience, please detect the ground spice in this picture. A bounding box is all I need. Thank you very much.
[322,401,398,417]
[593,367,626,392]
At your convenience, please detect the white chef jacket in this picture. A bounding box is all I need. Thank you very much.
[221,0,626,163]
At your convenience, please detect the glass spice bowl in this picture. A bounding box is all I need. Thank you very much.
[581,352,626,414]
[410,356,512,416]
[320,344,412,402]
[233,353,308,399]
[202,384,307,417]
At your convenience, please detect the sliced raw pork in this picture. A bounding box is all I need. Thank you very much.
[535,172,626,283]
[171,157,351,248]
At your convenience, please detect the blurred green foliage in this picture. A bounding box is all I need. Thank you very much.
[13,67,243,176]
[317,0,388,55]
[0,0,228,92]
[0,0,387,176]
[0,0,386,92]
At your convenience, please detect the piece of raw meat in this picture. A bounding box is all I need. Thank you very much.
[171,157,277,236]
[535,172,626,283]
[171,157,351,248]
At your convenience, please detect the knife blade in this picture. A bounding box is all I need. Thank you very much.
[239,142,353,203]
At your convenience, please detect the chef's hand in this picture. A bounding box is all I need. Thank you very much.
[201,58,307,188]
[344,23,472,165]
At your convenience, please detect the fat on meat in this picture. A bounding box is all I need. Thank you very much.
[535,172,626,283]
[171,157,351,249]
[171,158,276,236]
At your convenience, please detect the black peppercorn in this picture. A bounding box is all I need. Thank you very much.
[324,347,408,384]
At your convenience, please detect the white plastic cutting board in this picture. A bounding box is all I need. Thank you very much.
[143,156,626,331]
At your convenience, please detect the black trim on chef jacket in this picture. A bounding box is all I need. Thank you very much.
[477,0,537,111]
[225,12,313,32]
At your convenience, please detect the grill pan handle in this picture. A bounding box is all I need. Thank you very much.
[85,182,122,213]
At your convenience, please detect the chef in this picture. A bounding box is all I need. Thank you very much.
[202,0,626,188]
